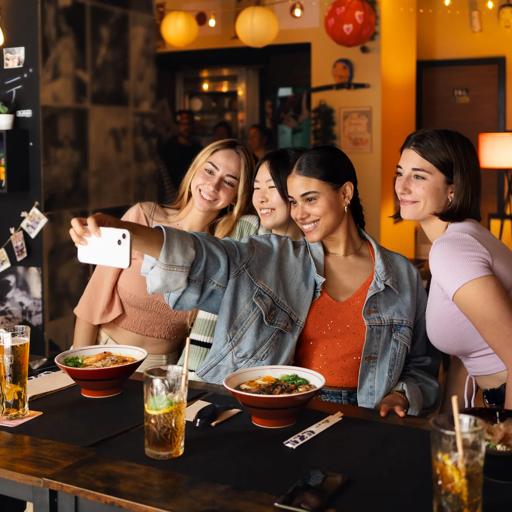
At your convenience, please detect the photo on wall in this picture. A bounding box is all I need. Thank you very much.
[43,210,90,322]
[89,107,132,209]
[131,13,156,111]
[90,6,129,106]
[43,107,88,211]
[41,0,87,105]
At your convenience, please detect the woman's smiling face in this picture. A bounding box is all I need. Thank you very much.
[252,162,290,233]
[287,173,345,243]
[190,149,241,212]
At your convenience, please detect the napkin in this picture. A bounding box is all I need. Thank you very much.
[186,399,241,427]
[0,410,43,427]
[27,370,76,400]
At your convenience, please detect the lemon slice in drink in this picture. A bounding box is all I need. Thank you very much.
[145,396,175,415]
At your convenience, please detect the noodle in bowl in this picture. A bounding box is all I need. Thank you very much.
[223,365,325,428]
[55,345,147,398]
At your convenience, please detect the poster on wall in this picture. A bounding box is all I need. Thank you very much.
[41,0,87,105]
[0,267,43,329]
[340,107,372,153]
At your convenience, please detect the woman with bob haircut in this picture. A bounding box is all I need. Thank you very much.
[73,138,257,371]
[395,128,512,409]
[70,145,439,416]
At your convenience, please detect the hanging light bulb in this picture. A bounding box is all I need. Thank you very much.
[443,0,452,6]
[290,1,304,18]
[207,12,216,28]
[486,0,494,9]
[0,26,4,47]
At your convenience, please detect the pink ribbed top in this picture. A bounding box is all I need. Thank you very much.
[74,203,190,341]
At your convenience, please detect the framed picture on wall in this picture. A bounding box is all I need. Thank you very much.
[340,107,372,153]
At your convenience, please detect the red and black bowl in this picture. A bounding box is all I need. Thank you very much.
[55,345,147,398]
[223,365,325,428]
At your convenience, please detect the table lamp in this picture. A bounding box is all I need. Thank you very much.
[478,131,512,239]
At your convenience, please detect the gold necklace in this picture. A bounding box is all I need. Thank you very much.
[325,240,365,257]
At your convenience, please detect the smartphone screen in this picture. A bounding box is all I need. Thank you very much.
[274,469,348,512]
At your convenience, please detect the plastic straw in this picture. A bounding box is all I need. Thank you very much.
[180,336,191,394]
[451,395,465,469]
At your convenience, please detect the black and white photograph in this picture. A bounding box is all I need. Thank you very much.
[0,266,43,330]
[91,6,129,105]
[131,13,156,111]
[43,210,90,322]
[21,205,49,239]
[41,0,87,105]
[89,107,132,209]
[3,47,25,69]
[133,113,158,203]
[43,107,88,211]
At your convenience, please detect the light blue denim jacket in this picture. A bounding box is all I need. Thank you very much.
[142,228,439,416]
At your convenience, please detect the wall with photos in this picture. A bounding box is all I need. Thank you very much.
[159,0,383,239]
[41,0,158,352]
[0,0,45,354]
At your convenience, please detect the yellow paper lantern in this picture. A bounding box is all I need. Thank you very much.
[160,11,198,48]
[235,6,279,48]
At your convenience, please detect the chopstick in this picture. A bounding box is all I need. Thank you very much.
[283,411,343,449]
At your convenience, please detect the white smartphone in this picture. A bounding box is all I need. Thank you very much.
[77,227,131,269]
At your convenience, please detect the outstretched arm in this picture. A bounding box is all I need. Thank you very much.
[70,213,163,258]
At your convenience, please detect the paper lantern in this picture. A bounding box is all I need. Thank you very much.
[324,0,376,47]
[160,11,198,48]
[235,6,279,48]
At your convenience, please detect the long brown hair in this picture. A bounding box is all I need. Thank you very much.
[169,139,254,238]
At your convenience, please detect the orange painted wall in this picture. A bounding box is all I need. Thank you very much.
[380,0,417,258]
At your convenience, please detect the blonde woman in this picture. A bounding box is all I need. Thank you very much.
[73,139,255,371]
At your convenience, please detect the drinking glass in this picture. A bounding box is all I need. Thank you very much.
[430,413,485,512]
[143,365,187,459]
[0,325,30,420]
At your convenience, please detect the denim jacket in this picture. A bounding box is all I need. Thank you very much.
[142,228,439,416]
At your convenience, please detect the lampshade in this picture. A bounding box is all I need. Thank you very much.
[160,11,198,48]
[235,6,279,48]
[478,132,512,169]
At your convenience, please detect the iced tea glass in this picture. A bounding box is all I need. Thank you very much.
[144,365,187,459]
[430,413,485,512]
[0,325,30,420]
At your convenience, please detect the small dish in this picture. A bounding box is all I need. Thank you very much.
[223,365,325,428]
[55,345,147,398]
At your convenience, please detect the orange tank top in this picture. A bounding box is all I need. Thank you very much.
[295,244,374,388]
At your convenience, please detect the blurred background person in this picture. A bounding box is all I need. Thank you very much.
[247,124,272,163]
[211,120,233,142]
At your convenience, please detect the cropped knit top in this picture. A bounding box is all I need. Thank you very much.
[426,220,512,376]
[74,203,190,341]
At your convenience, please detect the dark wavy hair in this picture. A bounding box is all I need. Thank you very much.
[397,129,481,222]
[254,148,305,202]
[292,145,366,230]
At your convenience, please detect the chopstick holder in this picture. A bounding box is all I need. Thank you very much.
[283,412,343,449]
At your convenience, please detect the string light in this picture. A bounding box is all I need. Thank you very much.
[443,0,452,6]
[207,12,217,28]
[486,0,494,9]
[290,1,304,18]
[201,81,209,91]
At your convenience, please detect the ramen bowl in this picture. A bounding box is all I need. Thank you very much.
[223,365,325,428]
[55,345,147,398]
[463,407,512,483]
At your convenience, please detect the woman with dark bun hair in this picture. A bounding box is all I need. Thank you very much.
[71,145,439,416]
[396,128,512,409]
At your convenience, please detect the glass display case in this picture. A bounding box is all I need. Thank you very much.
[175,67,259,146]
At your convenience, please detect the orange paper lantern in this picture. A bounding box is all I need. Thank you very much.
[235,6,279,48]
[160,11,199,48]
[324,0,376,47]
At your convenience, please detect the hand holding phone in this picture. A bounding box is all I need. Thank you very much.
[274,470,348,512]
[77,227,131,269]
